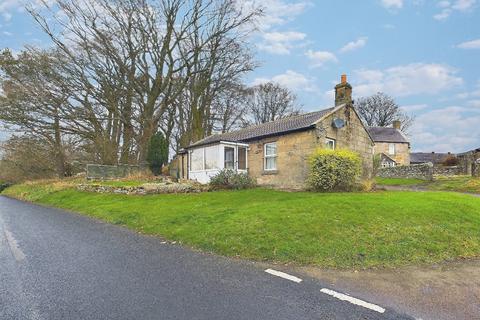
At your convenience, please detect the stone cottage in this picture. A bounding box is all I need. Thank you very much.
[367,123,410,166]
[176,75,375,189]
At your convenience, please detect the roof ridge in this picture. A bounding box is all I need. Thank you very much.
[206,107,333,138]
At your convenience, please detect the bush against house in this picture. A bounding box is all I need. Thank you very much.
[210,169,256,190]
[307,149,361,192]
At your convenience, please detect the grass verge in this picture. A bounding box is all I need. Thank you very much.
[3,180,480,269]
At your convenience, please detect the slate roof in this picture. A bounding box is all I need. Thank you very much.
[410,152,452,164]
[458,147,480,156]
[380,153,396,163]
[367,127,409,144]
[187,106,336,148]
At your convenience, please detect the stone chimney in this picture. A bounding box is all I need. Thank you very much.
[334,74,352,106]
[392,120,401,130]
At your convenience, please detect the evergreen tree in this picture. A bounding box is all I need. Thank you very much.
[146,132,168,175]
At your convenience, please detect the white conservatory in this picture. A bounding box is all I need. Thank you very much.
[188,141,249,184]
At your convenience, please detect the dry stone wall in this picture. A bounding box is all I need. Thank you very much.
[377,163,434,180]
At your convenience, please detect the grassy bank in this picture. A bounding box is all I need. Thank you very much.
[3,180,480,269]
[376,176,480,194]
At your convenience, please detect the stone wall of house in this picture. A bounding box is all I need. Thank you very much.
[247,129,318,190]
[247,104,375,189]
[373,142,410,165]
[377,163,433,180]
[319,105,375,178]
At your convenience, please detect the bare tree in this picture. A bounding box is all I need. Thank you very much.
[245,82,301,125]
[355,92,414,132]
[0,49,69,177]
[26,0,260,163]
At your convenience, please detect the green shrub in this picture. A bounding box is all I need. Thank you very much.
[210,169,256,190]
[307,149,361,192]
[0,182,11,193]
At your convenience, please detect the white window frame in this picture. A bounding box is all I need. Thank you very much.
[325,138,336,150]
[388,143,395,155]
[264,142,277,171]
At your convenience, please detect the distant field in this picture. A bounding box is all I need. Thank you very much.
[4,180,480,269]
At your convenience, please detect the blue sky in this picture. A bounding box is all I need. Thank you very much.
[1,0,479,152]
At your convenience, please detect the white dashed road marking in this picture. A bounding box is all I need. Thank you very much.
[265,269,302,283]
[320,288,385,313]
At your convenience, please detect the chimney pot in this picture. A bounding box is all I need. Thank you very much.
[341,74,347,84]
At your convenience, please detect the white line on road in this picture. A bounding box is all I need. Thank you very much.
[265,269,302,283]
[4,229,26,262]
[320,288,385,313]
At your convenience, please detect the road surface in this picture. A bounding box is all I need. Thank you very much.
[0,196,413,320]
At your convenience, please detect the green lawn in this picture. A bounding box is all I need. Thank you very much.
[3,181,480,269]
[376,177,426,186]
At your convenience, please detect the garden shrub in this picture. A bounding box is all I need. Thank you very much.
[210,169,256,190]
[307,149,361,192]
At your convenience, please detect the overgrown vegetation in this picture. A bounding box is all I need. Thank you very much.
[209,169,256,190]
[4,181,480,269]
[376,176,480,194]
[307,149,361,192]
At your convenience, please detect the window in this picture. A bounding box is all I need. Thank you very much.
[388,143,395,155]
[325,138,336,150]
[238,147,247,170]
[204,145,219,170]
[381,161,396,168]
[190,149,204,171]
[264,142,277,171]
[224,147,235,169]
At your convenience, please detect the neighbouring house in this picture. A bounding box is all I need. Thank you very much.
[457,147,480,176]
[175,75,375,189]
[367,122,410,166]
[379,153,397,168]
[410,152,454,165]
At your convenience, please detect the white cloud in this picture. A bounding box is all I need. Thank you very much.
[241,0,311,31]
[339,37,368,53]
[438,1,451,8]
[305,50,338,68]
[452,0,476,10]
[252,70,317,92]
[434,0,476,20]
[258,31,307,55]
[353,63,463,97]
[383,24,396,29]
[381,0,404,9]
[411,106,480,152]
[457,38,480,49]
[2,31,12,36]
[401,104,429,112]
[467,100,480,107]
